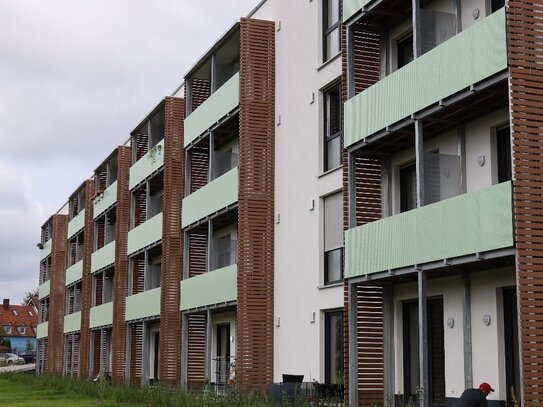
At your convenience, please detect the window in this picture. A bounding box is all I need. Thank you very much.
[323,0,340,61]
[497,125,512,183]
[11,309,18,316]
[27,311,33,317]
[325,311,344,385]
[18,326,25,335]
[3,325,11,334]
[324,192,343,284]
[400,162,417,213]
[397,34,414,69]
[324,82,342,172]
[492,0,505,12]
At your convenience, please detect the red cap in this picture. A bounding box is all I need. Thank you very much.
[479,383,495,393]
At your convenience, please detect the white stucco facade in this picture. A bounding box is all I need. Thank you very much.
[252,0,344,383]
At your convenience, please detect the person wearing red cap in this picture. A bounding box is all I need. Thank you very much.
[458,382,495,406]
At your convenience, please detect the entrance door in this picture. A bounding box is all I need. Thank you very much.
[503,287,521,405]
[216,324,230,384]
[403,297,445,406]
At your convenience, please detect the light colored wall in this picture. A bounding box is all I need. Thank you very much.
[392,267,515,401]
[253,0,343,383]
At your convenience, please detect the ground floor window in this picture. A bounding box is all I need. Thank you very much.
[325,310,344,385]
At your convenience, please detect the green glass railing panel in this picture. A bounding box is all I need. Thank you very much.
[63,311,81,334]
[180,265,237,311]
[65,260,83,286]
[39,280,50,300]
[182,167,238,228]
[129,139,164,190]
[184,72,240,147]
[91,241,116,273]
[89,302,113,329]
[127,213,163,256]
[93,181,117,219]
[345,182,513,278]
[40,238,52,261]
[125,288,161,322]
[37,322,48,339]
[343,0,372,22]
[67,209,86,239]
[344,9,507,148]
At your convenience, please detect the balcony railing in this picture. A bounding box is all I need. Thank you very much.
[345,181,514,278]
[344,9,507,148]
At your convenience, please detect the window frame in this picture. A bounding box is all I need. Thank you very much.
[323,0,341,62]
[323,81,343,173]
[324,310,344,385]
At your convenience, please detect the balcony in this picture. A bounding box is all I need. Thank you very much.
[129,139,164,190]
[39,280,50,299]
[65,260,83,286]
[180,264,237,311]
[184,72,240,147]
[343,0,371,22]
[93,181,117,218]
[127,213,163,256]
[91,241,116,273]
[63,311,81,334]
[345,181,514,278]
[182,167,238,228]
[36,322,48,339]
[40,238,52,261]
[89,302,113,329]
[125,287,161,322]
[67,209,85,239]
[344,8,507,148]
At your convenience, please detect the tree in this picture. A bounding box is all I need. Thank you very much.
[21,289,38,306]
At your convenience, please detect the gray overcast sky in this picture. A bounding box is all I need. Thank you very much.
[0,0,261,304]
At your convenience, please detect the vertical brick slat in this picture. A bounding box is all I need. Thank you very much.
[508,1,543,404]
[237,17,275,393]
[47,214,68,374]
[111,145,131,384]
[159,96,185,385]
[79,179,95,378]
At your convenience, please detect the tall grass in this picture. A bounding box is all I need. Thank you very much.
[0,373,275,406]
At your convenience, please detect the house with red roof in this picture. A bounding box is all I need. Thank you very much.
[0,299,37,355]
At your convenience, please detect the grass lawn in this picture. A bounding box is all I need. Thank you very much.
[0,376,144,407]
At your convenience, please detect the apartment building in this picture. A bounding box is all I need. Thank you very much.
[342,0,541,406]
[36,0,542,406]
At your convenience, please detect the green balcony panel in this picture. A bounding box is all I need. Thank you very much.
[37,322,48,339]
[345,182,514,278]
[64,311,81,334]
[184,72,240,147]
[91,241,116,273]
[39,280,50,300]
[67,209,86,239]
[129,139,164,190]
[65,261,83,286]
[344,9,507,148]
[343,0,372,22]
[180,264,237,311]
[182,167,238,228]
[93,181,118,219]
[89,302,113,329]
[40,238,52,261]
[127,213,163,256]
[125,288,161,322]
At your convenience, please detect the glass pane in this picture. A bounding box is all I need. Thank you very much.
[326,137,341,171]
[420,7,456,55]
[325,248,343,283]
[326,0,339,27]
[328,86,341,135]
[325,28,340,60]
[325,311,344,386]
[212,237,237,270]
